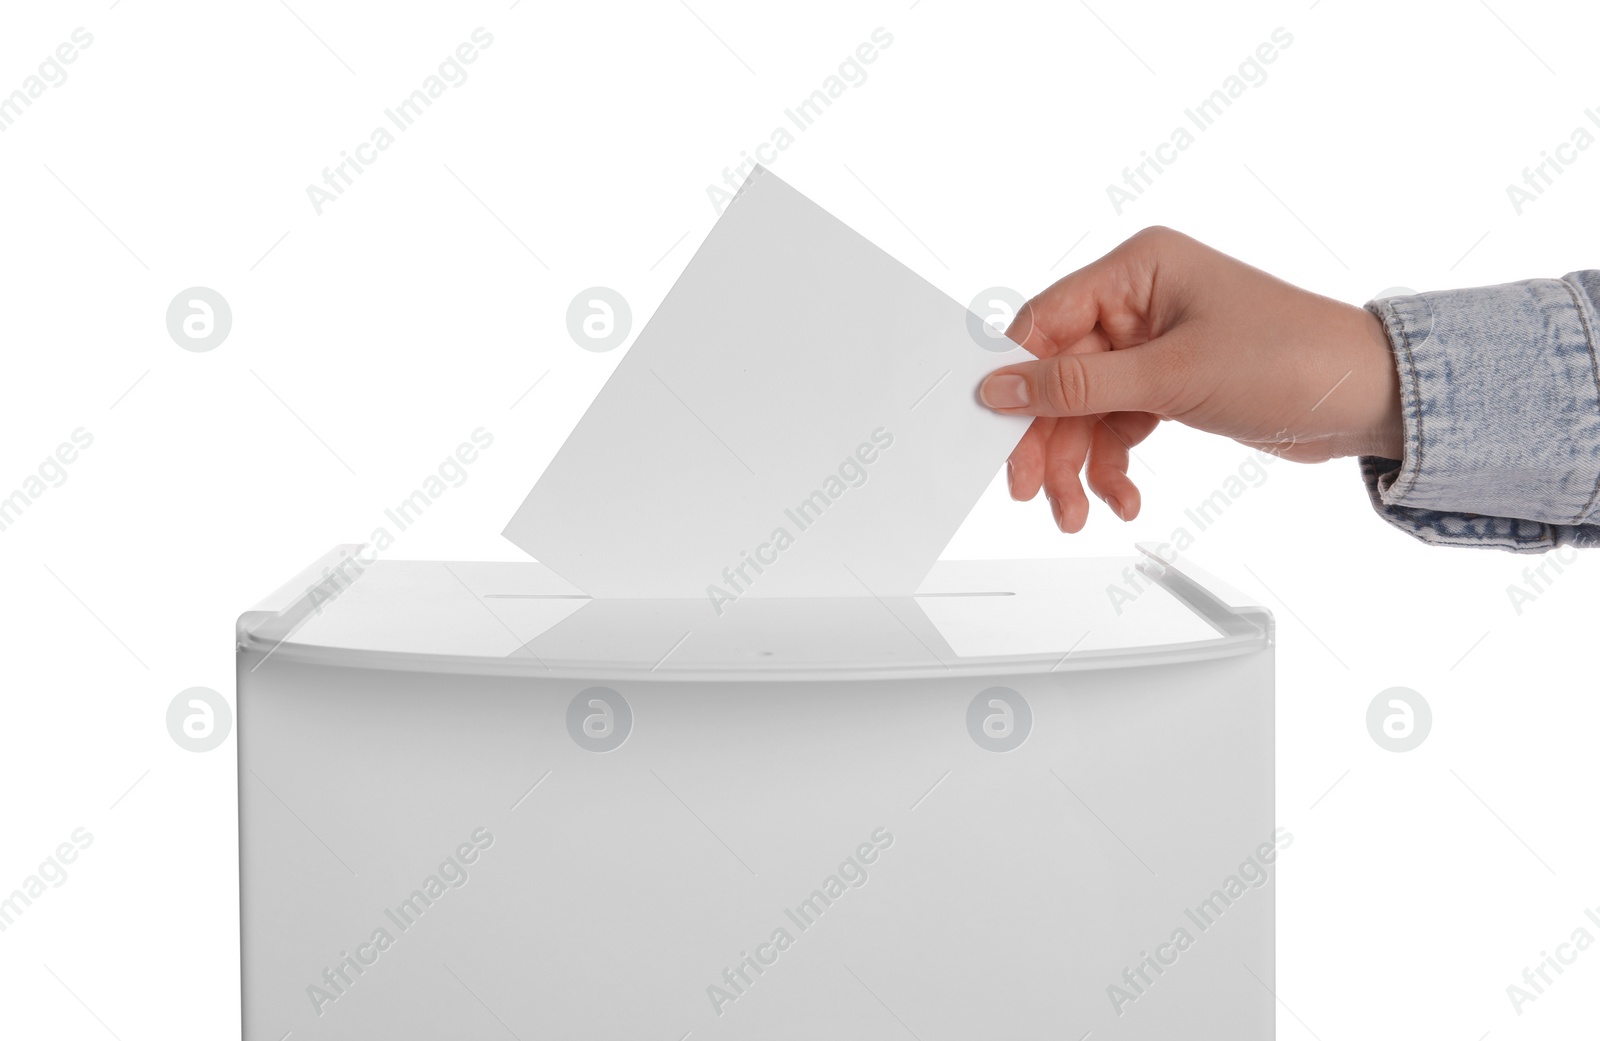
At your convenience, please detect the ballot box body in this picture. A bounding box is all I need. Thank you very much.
[238,546,1275,1040]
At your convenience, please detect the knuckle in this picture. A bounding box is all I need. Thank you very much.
[1143,344,1195,415]
[1048,355,1089,413]
[1128,225,1174,250]
[1127,224,1193,257]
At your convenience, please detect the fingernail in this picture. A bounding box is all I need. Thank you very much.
[1006,459,1018,499]
[1105,495,1124,520]
[1047,495,1063,530]
[980,374,1029,409]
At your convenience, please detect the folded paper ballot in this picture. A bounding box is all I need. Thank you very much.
[503,166,1030,606]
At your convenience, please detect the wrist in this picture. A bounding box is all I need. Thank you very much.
[1356,306,1405,459]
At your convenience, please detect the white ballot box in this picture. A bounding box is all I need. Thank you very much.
[238,544,1276,1040]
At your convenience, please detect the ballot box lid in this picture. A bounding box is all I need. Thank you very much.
[237,545,1272,682]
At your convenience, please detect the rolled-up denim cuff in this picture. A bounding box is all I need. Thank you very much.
[1356,457,1563,551]
[1357,274,1600,550]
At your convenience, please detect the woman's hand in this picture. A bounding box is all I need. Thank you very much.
[979,227,1404,531]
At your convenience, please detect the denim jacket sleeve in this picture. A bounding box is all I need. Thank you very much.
[1359,272,1600,551]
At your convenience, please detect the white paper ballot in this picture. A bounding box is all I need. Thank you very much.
[503,166,1029,605]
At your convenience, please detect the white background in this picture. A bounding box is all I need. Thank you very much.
[1,0,1597,1037]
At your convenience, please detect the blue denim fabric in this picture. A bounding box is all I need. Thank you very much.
[1360,272,1600,551]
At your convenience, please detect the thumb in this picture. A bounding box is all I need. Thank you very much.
[978,345,1182,418]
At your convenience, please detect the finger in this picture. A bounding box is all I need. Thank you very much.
[1002,246,1138,359]
[1006,320,1113,499]
[980,342,1186,418]
[1043,415,1093,533]
[1086,412,1159,520]
[1007,417,1052,501]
